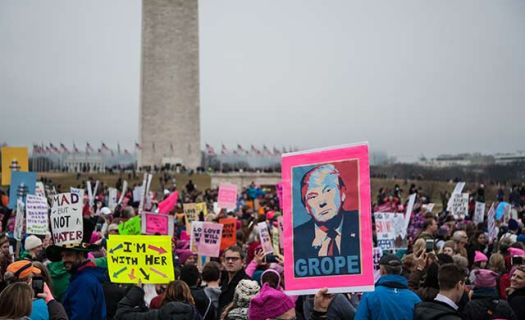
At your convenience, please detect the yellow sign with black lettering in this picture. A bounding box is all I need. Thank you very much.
[107,235,174,284]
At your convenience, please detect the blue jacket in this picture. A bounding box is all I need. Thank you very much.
[355,274,421,320]
[62,261,107,320]
[31,298,49,320]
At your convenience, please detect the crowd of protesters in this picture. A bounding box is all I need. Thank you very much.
[0,174,525,319]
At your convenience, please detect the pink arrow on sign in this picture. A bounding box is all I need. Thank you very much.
[148,245,167,255]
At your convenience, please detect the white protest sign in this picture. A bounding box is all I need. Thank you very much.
[14,199,24,241]
[403,194,416,235]
[447,182,466,212]
[118,180,128,205]
[473,202,486,224]
[198,222,223,257]
[258,222,273,254]
[133,186,143,203]
[86,181,95,207]
[374,212,395,250]
[108,188,118,211]
[25,195,49,235]
[50,192,83,247]
[393,213,406,239]
[190,221,204,253]
[451,193,469,219]
[422,203,435,212]
[35,182,46,198]
[487,203,497,243]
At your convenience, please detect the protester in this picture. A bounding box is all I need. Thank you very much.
[218,246,251,316]
[46,245,107,320]
[4,260,49,320]
[180,264,214,320]
[220,279,260,320]
[414,263,466,320]
[507,265,525,319]
[248,283,295,320]
[0,282,33,320]
[355,254,421,319]
[115,280,201,320]
[202,261,222,318]
[22,235,45,262]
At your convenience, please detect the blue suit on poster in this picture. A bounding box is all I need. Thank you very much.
[292,164,361,278]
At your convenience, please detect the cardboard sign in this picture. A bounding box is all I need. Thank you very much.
[25,195,49,235]
[473,202,486,224]
[108,188,118,211]
[218,183,238,210]
[183,203,199,226]
[35,182,46,198]
[219,218,237,251]
[272,227,281,254]
[142,213,174,236]
[374,212,395,250]
[258,222,273,254]
[8,171,36,209]
[198,222,223,257]
[1,146,29,185]
[14,199,25,241]
[451,193,469,219]
[118,215,142,235]
[107,235,174,284]
[133,186,143,203]
[50,192,83,247]
[281,143,374,295]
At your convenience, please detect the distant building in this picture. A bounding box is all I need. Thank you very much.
[494,151,525,165]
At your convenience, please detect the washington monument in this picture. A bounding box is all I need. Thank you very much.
[139,0,201,169]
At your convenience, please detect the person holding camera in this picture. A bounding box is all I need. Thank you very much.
[0,282,33,320]
[4,260,49,320]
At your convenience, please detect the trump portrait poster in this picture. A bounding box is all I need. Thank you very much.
[282,143,374,295]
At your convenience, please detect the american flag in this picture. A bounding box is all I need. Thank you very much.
[73,144,80,153]
[60,143,69,153]
[49,143,61,153]
[101,142,111,152]
[135,142,142,150]
[205,143,216,156]
[86,143,95,153]
[221,144,228,155]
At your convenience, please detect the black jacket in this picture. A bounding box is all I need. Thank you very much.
[114,286,201,320]
[218,269,250,317]
[293,211,361,275]
[190,287,214,320]
[414,300,463,320]
[508,287,525,320]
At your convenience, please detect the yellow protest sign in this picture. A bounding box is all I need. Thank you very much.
[107,235,174,284]
[1,147,29,185]
[195,202,208,216]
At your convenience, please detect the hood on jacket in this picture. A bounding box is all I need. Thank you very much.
[159,302,196,320]
[47,261,69,278]
[376,274,409,288]
[414,301,461,320]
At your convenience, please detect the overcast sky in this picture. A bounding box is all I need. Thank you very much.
[1,0,524,161]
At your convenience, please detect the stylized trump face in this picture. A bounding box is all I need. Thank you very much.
[301,164,345,223]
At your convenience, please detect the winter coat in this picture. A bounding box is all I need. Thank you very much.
[303,293,356,320]
[31,298,49,320]
[47,261,71,303]
[414,300,462,320]
[47,300,68,320]
[190,286,214,320]
[62,261,107,320]
[218,269,251,316]
[355,274,421,320]
[114,285,201,320]
[508,287,525,320]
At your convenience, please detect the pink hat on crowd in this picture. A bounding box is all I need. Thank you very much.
[474,251,488,263]
[266,211,275,220]
[176,249,196,265]
[474,269,498,288]
[180,231,190,241]
[248,283,295,320]
[508,247,525,257]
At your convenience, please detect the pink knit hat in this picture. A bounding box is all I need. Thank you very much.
[474,269,498,288]
[474,250,488,263]
[508,247,525,257]
[248,283,295,320]
[176,249,196,265]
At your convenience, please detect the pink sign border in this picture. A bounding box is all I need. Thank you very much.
[282,143,374,295]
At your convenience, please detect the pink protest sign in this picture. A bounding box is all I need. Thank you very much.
[218,183,238,210]
[158,191,179,214]
[282,143,374,295]
[198,222,223,258]
[142,213,174,236]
